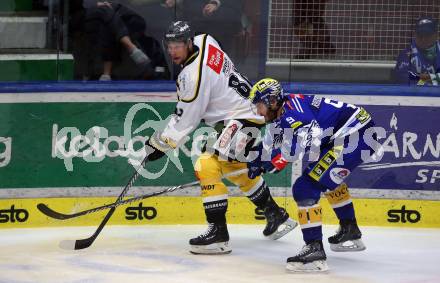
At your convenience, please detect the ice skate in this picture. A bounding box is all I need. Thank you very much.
[263,207,298,240]
[328,219,366,252]
[189,223,231,255]
[286,240,329,272]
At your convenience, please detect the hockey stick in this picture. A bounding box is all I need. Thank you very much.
[43,168,248,250]
[57,155,149,250]
[39,179,198,220]
[39,168,248,220]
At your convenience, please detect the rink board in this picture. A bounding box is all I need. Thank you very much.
[0,90,439,192]
[0,84,440,229]
[0,196,438,228]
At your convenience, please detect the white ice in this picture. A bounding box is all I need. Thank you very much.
[0,225,439,283]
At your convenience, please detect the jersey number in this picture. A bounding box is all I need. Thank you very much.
[324,98,356,109]
[228,73,251,99]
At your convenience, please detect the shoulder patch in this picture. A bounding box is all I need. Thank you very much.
[206,44,224,74]
[311,96,322,108]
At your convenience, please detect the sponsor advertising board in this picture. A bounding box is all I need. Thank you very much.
[0,90,439,228]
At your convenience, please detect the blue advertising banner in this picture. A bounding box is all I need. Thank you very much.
[352,105,440,191]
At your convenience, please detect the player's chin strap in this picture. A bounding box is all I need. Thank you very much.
[37,168,248,221]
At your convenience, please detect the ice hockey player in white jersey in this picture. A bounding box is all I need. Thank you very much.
[143,21,297,254]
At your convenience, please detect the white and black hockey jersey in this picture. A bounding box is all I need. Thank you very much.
[161,34,263,148]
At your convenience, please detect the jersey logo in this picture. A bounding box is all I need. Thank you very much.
[311,96,322,108]
[207,44,224,74]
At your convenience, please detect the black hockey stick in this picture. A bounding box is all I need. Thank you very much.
[38,180,200,220]
[39,168,248,220]
[43,168,248,250]
[58,155,149,250]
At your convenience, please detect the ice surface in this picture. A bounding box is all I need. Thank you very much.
[0,225,439,283]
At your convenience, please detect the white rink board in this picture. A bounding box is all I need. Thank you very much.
[0,225,439,283]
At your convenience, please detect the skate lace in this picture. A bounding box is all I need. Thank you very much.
[200,223,216,238]
[266,211,276,222]
[297,244,312,257]
[265,208,281,223]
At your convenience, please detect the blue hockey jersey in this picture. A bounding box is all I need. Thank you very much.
[261,94,372,162]
[393,40,440,85]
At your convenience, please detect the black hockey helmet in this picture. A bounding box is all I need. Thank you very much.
[164,21,193,44]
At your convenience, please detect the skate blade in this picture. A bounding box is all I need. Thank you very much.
[286,260,329,273]
[330,239,366,252]
[267,218,298,240]
[190,242,232,255]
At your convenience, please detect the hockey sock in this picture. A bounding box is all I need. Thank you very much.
[298,203,323,243]
[203,197,228,224]
[325,183,355,220]
[244,180,273,209]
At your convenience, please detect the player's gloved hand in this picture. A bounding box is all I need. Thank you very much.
[247,165,263,179]
[247,158,284,179]
[247,158,263,179]
[145,133,167,161]
[261,161,277,174]
[253,153,289,177]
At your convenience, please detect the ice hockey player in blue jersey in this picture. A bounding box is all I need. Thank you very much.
[247,78,377,272]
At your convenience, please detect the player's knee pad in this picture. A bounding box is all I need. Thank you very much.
[324,183,353,209]
[292,175,322,203]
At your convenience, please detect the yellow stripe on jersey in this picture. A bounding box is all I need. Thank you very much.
[308,145,343,181]
[181,34,208,103]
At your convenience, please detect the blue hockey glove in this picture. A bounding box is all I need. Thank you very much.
[247,159,263,179]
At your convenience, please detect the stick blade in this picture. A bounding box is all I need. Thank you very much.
[37,203,72,220]
[59,238,94,250]
[73,238,95,250]
[59,240,77,250]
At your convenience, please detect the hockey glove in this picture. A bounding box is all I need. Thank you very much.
[145,135,166,162]
[247,153,288,179]
[247,161,264,179]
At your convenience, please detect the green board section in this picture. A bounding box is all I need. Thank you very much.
[0,102,290,189]
[0,59,73,82]
[0,0,32,11]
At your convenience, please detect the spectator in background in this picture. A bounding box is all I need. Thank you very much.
[394,17,440,86]
[292,0,335,59]
[83,1,169,80]
[140,0,182,43]
[180,0,243,56]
